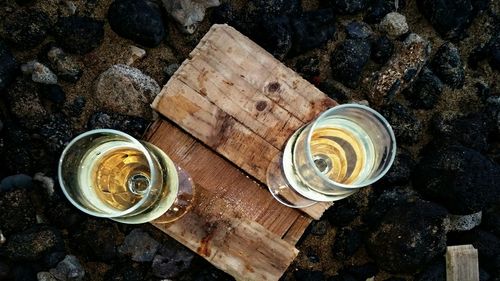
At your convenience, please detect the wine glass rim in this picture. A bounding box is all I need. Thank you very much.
[58,128,157,218]
[305,103,397,189]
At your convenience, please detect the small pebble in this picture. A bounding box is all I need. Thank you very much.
[0,230,6,245]
[64,1,77,15]
[163,0,221,34]
[32,62,58,84]
[118,229,160,262]
[346,21,373,39]
[37,271,58,281]
[47,47,82,82]
[380,12,409,37]
[33,173,55,196]
[310,220,328,236]
[50,255,85,281]
[164,63,180,79]
[127,46,146,65]
[431,42,465,89]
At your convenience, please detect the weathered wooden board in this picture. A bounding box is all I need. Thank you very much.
[446,245,479,281]
[147,24,339,281]
[152,24,335,218]
[146,120,308,281]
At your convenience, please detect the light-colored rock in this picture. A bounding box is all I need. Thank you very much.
[64,1,77,15]
[32,62,58,84]
[34,173,55,196]
[380,12,409,37]
[0,230,5,245]
[447,211,482,232]
[127,45,146,65]
[162,0,220,34]
[95,64,160,119]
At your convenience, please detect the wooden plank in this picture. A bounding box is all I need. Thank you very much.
[152,24,337,220]
[146,119,308,280]
[446,245,479,281]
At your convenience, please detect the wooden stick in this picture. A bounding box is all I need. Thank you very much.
[446,245,479,281]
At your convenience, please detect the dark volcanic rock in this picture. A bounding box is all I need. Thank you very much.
[118,229,160,262]
[104,262,150,281]
[72,219,124,261]
[50,255,85,281]
[415,260,446,281]
[317,81,350,103]
[376,148,414,187]
[483,205,500,237]
[294,269,325,281]
[366,201,448,273]
[371,35,394,64]
[38,114,74,153]
[365,0,405,23]
[431,42,465,89]
[345,21,372,39]
[413,144,500,214]
[45,200,84,229]
[363,187,419,228]
[0,174,33,192]
[12,264,37,281]
[2,9,50,49]
[0,188,36,235]
[431,112,492,152]
[4,225,64,261]
[290,9,336,55]
[38,84,66,105]
[151,244,194,278]
[403,67,443,109]
[108,0,166,47]
[6,77,47,130]
[46,47,83,82]
[417,0,475,40]
[251,0,301,16]
[0,122,38,174]
[52,16,104,54]
[88,111,149,139]
[310,220,329,236]
[331,38,371,88]
[65,96,86,118]
[381,102,422,144]
[256,16,292,60]
[332,226,362,259]
[330,0,368,15]
[0,41,18,92]
[325,188,374,226]
[342,263,378,280]
[294,56,320,82]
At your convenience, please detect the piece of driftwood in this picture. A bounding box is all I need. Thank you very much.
[145,120,308,281]
[152,24,335,219]
[446,245,479,281]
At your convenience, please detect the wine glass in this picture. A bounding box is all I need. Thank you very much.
[266,104,396,208]
[58,129,195,224]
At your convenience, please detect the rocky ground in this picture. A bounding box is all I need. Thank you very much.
[0,0,499,280]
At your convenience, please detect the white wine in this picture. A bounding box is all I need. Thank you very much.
[78,140,175,213]
[308,116,376,185]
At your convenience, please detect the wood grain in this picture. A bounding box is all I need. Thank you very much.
[446,245,479,281]
[153,24,336,219]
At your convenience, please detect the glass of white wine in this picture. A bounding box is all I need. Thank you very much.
[267,104,396,208]
[58,129,195,224]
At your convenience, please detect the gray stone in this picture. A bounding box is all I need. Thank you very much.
[49,255,85,281]
[162,0,220,34]
[0,230,5,245]
[447,211,482,232]
[0,174,33,192]
[47,47,82,82]
[118,229,160,262]
[21,60,38,75]
[164,63,180,78]
[152,245,194,278]
[95,64,160,119]
[380,12,408,37]
[37,272,58,281]
[33,173,55,196]
[32,62,58,84]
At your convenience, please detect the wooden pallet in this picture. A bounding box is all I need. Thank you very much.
[145,24,337,281]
